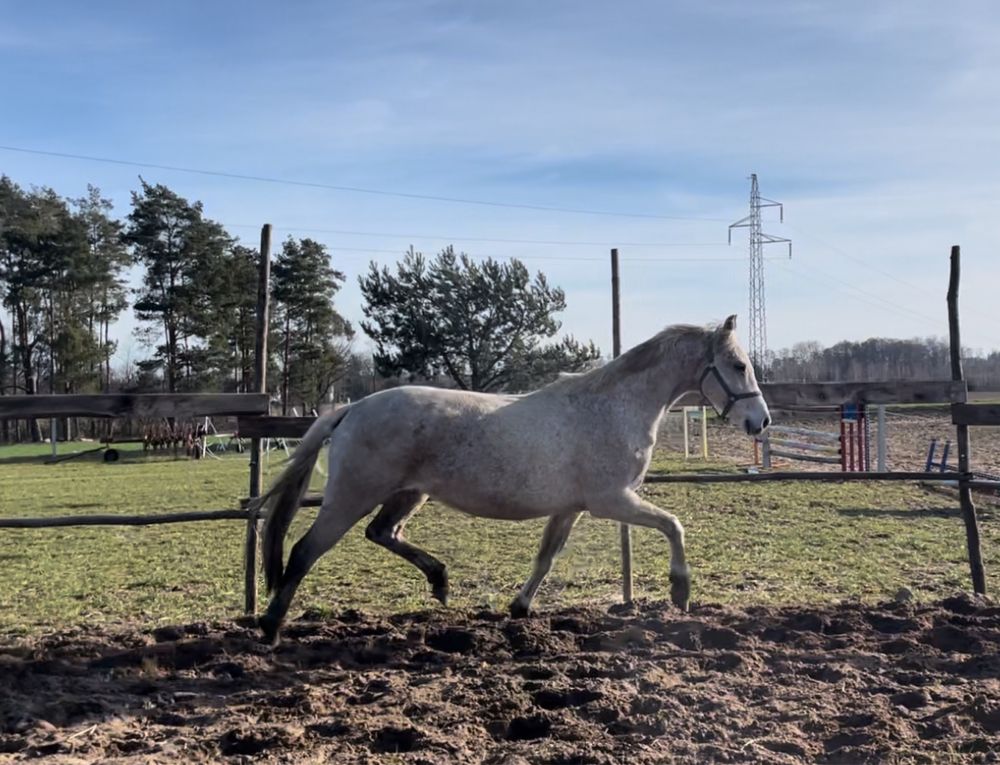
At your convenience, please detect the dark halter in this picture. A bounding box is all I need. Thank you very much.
[698,350,764,419]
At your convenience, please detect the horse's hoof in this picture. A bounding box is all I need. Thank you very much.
[509,600,530,619]
[432,582,449,606]
[670,572,690,612]
[430,568,449,606]
[258,613,282,647]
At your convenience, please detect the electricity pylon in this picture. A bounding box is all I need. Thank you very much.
[728,174,791,374]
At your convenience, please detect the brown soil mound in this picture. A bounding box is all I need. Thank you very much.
[2,597,1000,763]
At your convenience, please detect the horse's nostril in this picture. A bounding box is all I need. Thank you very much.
[762,416,771,430]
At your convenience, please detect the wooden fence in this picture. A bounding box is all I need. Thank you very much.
[0,225,275,614]
[0,241,996,621]
[0,393,270,420]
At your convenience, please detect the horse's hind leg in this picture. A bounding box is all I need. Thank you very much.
[259,499,375,645]
[365,490,449,604]
[510,512,581,618]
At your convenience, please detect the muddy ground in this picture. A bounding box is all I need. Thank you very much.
[2,597,1000,764]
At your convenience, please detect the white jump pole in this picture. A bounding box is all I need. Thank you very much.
[700,406,708,459]
[877,405,887,472]
[682,407,690,459]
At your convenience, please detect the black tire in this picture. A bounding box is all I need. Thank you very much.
[104,448,120,463]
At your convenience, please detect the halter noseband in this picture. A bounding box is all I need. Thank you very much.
[698,351,763,419]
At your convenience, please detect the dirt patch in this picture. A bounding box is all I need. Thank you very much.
[2,597,1000,763]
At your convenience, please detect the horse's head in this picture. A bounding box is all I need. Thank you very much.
[699,315,770,436]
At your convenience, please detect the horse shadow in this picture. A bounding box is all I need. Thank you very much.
[0,450,159,467]
[837,505,997,521]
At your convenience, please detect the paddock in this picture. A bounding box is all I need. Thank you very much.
[1,239,999,762]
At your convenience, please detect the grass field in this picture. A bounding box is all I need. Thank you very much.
[0,440,996,639]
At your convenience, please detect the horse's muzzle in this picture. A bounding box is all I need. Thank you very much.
[744,415,770,436]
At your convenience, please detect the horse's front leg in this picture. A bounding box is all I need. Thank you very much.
[588,490,689,610]
[509,511,581,618]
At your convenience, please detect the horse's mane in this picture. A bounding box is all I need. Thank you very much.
[542,323,716,395]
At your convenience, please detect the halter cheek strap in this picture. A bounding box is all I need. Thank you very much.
[698,354,764,419]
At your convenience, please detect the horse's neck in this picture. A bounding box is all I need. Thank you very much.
[608,348,700,427]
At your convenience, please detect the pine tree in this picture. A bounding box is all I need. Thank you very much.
[72,186,131,390]
[359,247,600,392]
[271,238,352,413]
[190,243,259,391]
[125,181,231,392]
[0,180,88,438]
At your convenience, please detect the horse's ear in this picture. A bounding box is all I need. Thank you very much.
[723,314,737,333]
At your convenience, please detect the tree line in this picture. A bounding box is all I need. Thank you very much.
[765,338,1000,390]
[0,177,358,439]
[3,174,996,443]
[0,176,600,441]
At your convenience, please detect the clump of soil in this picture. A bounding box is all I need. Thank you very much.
[2,596,999,763]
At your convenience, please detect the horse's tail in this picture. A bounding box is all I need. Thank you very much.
[257,405,352,594]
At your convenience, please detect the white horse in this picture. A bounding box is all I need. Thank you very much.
[255,315,769,644]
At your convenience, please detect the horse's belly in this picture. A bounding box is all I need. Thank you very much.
[419,480,572,521]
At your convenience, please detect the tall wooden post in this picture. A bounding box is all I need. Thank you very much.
[245,224,272,613]
[947,245,986,595]
[612,248,633,602]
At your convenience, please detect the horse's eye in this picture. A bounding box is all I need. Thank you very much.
[734,362,747,374]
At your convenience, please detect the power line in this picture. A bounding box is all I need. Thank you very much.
[79,213,732,254]
[785,223,934,297]
[0,144,730,222]
[785,222,996,327]
[118,228,764,264]
[775,259,996,349]
[223,222,730,249]
[772,259,942,327]
[778,260,939,324]
[323,245,759,263]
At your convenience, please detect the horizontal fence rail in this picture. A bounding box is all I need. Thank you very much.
[760,380,967,408]
[0,508,250,529]
[0,393,270,420]
[237,416,315,439]
[240,380,967,440]
[287,471,1000,509]
[952,403,1000,427]
[7,468,995,530]
[644,470,972,484]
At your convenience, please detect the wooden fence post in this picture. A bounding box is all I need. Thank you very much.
[245,224,272,614]
[612,248,633,603]
[947,245,986,595]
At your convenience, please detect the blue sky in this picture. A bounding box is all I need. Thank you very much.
[2,0,999,362]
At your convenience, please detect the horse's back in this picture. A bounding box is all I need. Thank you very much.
[330,385,585,519]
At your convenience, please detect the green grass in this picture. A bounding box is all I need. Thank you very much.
[0,443,995,638]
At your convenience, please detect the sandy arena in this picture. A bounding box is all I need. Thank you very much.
[2,596,999,763]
